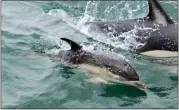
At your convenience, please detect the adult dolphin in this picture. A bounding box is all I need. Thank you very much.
[85,0,178,57]
[59,38,146,88]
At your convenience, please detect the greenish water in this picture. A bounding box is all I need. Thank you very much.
[2,1,178,109]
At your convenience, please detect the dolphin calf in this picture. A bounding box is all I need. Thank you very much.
[85,0,178,57]
[59,38,146,88]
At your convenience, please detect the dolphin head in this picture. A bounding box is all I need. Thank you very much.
[103,59,138,80]
[119,61,139,81]
[104,59,146,88]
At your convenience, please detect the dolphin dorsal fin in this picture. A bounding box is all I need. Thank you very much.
[61,38,82,51]
[146,0,174,24]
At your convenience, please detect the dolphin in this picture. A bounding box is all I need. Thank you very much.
[85,0,178,57]
[59,38,146,88]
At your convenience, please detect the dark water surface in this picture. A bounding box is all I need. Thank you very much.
[1,1,178,108]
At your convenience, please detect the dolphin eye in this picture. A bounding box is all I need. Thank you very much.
[124,63,127,66]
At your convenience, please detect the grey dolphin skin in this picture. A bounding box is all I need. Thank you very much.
[59,38,146,88]
[85,0,178,56]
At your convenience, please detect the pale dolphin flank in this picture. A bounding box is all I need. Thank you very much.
[59,38,146,88]
[85,0,178,57]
